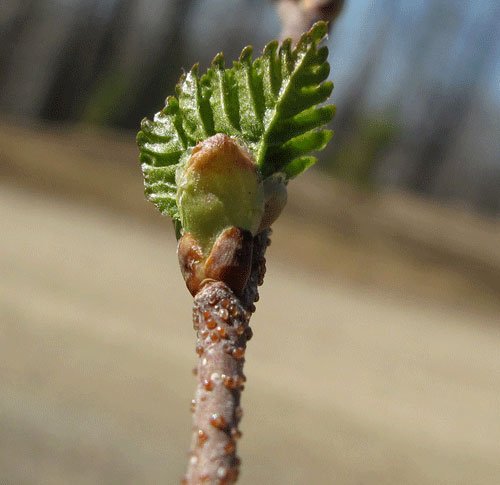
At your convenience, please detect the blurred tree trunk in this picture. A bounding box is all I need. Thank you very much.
[0,0,37,86]
[0,0,79,117]
[81,0,194,129]
[405,4,500,195]
[120,0,195,129]
[39,0,113,121]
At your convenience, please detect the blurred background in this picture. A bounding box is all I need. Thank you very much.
[1,0,500,483]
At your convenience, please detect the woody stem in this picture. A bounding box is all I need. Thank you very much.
[183,230,270,484]
[273,0,345,42]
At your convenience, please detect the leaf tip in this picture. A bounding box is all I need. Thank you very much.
[263,39,279,56]
[239,45,253,63]
[279,37,293,55]
[212,53,225,69]
[309,21,329,43]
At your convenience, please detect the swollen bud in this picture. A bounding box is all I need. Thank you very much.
[176,134,264,255]
[176,134,288,296]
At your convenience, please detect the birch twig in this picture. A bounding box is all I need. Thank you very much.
[184,230,269,484]
[273,0,345,42]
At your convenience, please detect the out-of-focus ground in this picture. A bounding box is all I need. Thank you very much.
[1,120,500,484]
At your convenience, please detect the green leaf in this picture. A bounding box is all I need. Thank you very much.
[282,156,318,179]
[137,21,334,222]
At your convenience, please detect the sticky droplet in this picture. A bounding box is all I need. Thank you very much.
[217,326,227,338]
[203,379,213,391]
[210,413,226,429]
[232,347,245,359]
[235,406,243,420]
[206,319,217,330]
[217,466,228,479]
[198,429,207,444]
[225,440,235,454]
[223,375,236,389]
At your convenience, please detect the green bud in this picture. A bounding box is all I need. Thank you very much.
[258,174,288,232]
[176,134,264,254]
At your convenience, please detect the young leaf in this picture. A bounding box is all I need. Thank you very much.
[137,21,334,223]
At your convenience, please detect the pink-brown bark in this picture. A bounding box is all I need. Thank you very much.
[183,230,269,484]
[274,0,345,42]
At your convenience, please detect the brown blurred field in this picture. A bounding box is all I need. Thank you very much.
[2,120,500,484]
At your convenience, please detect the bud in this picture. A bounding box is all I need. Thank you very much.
[258,175,287,232]
[176,134,264,255]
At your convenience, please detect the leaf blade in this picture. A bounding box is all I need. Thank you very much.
[137,21,335,223]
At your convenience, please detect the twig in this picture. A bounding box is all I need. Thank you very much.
[273,0,345,42]
[183,230,270,484]
[138,23,334,484]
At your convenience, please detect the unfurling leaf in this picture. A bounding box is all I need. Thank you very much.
[137,21,334,227]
